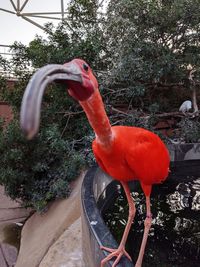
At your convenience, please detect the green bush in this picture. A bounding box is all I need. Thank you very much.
[105,0,200,109]
[0,119,85,211]
[0,75,93,212]
[178,117,200,143]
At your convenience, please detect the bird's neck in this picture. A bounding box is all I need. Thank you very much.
[79,90,113,147]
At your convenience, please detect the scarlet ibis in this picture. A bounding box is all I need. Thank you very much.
[20,59,170,267]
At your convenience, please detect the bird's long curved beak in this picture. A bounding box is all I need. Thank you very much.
[20,63,82,140]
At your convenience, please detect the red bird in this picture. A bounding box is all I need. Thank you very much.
[20,59,170,267]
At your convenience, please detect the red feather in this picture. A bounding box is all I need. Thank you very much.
[93,126,169,192]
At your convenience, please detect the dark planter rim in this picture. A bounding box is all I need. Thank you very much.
[81,166,133,266]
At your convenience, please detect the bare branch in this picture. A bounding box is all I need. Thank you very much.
[61,115,71,138]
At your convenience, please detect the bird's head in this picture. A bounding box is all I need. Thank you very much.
[64,58,98,101]
[20,58,98,139]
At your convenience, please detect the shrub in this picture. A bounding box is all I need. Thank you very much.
[0,119,85,211]
[178,117,200,143]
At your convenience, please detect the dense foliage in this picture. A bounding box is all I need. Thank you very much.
[105,0,200,110]
[0,121,85,211]
[0,81,93,211]
[0,0,200,210]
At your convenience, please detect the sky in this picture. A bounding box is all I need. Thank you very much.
[0,0,67,46]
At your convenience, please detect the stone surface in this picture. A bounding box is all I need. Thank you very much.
[0,209,31,224]
[39,218,82,267]
[0,187,19,209]
[15,171,85,267]
[0,186,30,225]
[0,243,18,267]
[0,186,30,267]
[0,245,7,267]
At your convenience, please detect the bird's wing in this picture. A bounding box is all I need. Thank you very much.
[124,140,156,196]
[124,132,164,185]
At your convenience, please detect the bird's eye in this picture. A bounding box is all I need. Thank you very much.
[83,63,89,71]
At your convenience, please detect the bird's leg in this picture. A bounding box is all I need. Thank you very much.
[101,181,136,267]
[135,194,152,267]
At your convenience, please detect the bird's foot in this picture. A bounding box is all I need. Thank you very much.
[100,245,132,267]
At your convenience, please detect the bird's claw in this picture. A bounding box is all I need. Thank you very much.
[100,245,132,267]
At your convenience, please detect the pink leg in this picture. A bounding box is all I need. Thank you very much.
[101,181,136,267]
[135,195,152,267]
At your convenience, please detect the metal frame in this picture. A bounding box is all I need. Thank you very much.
[0,0,68,30]
[0,44,13,56]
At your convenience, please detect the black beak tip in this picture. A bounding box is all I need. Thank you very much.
[25,131,35,140]
[20,121,38,140]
